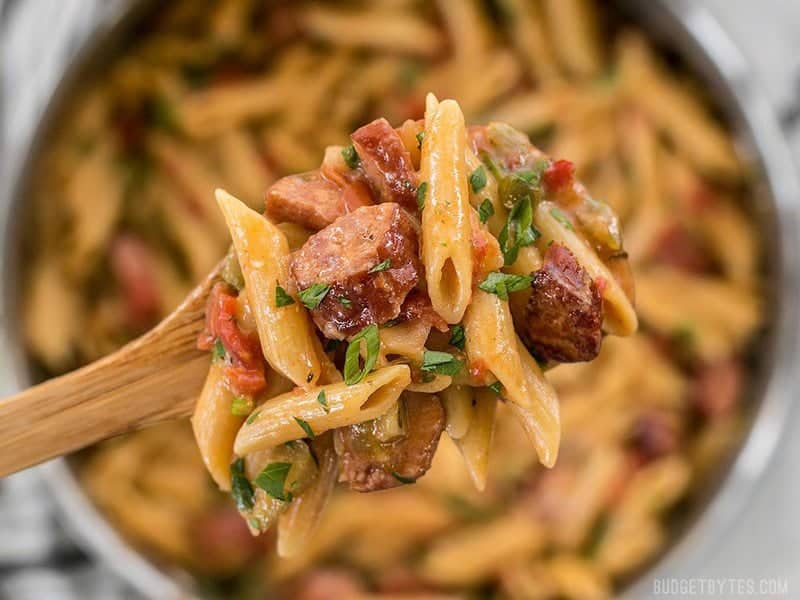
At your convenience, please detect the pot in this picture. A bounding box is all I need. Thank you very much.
[0,1,798,598]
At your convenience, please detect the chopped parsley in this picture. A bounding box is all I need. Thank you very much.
[478,272,533,301]
[416,131,425,150]
[337,296,353,307]
[478,199,494,224]
[231,396,254,417]
[550,206,575,231]
[254,462,293,502]
[368,259,391,274]
[497,165,546,265]
[392,472,417,485]
[344,323,380,385]
[417,181,428,210]
[421,350,464,377]
[488,381,503,395]
[275,285,295,307]
[341,144,360,169]
[230,458,255,511]
[469,166,487,193]
[298,283,331,309]
[211,339,226,362]
[317,390,330,413]
[499,194,540,265]
[293,417,315,439]
[245,410,261,425]
[449,324,466,351]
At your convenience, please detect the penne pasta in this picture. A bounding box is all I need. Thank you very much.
[190,361,244,491]
[216,189,321,388]
[234,365,410,455]
[420,96,474,323]
[464,289,561,467]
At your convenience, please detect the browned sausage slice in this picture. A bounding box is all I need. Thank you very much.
[351,118,418,212]
[265,171,372,231]
[290,203,421,340]
[336,394,445,492]
[520,242,602,362]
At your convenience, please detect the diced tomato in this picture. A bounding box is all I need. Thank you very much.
[110,234,160,328]
[543,159,576,192]
[199,283,267,396]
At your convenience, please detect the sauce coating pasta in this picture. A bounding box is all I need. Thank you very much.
[23,1,762,597]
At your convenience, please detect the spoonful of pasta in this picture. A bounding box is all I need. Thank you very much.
[0,95,636,553]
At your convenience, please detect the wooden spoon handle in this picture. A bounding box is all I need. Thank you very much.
[0,266,222,477]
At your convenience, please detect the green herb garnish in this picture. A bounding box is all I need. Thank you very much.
[368,259,391,274]
[341,145,360,169]
[293,417,315,439]
[275,285,295,307]
[478,199,494,224]
[317,390,330,413]
[478,272,533,301]
[230,458,254,511]
[550,206,575,231]
[337,296,353,307]
[449,325,466,351]
[231,396,254,417]
[417,181,428,210]
[211,339,226,362]
[488,381,503,395]
[344,324,380,385]
[416,131,425,150]
[421,350,464,377]
[469,166,487,193]
[246,410,261,425]
[499,195,540,265]
[298,283,331,309]
[254,462,293,502]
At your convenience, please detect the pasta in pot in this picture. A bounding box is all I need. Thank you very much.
[23,0,764,597]
[193,97,634,548]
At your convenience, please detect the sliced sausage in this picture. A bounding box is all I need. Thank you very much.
[265,171,372,231]
[110,234,160,328]
[336,394,445,492]
[629,409,680,461]
[290,568,364,600]
[650,223,714,274]
[691,359,743,420]
[520,242,602,363]
[191,505,265,574]
[397,289,449,333]
[351,118,418,212]
[290,203,421,340]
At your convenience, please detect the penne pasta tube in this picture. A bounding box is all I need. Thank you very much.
[441,384,473,440]
[234,365,411,455]
[190,361,243,491]
[216,189,321,388]
[420,514,545,586]
[420,96,474,323]
[453,387,497,491]
[534,201,638,337]
[463,289,560,467]
[277,434,339,558]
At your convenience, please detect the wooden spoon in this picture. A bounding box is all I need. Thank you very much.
[0,263,223,478]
